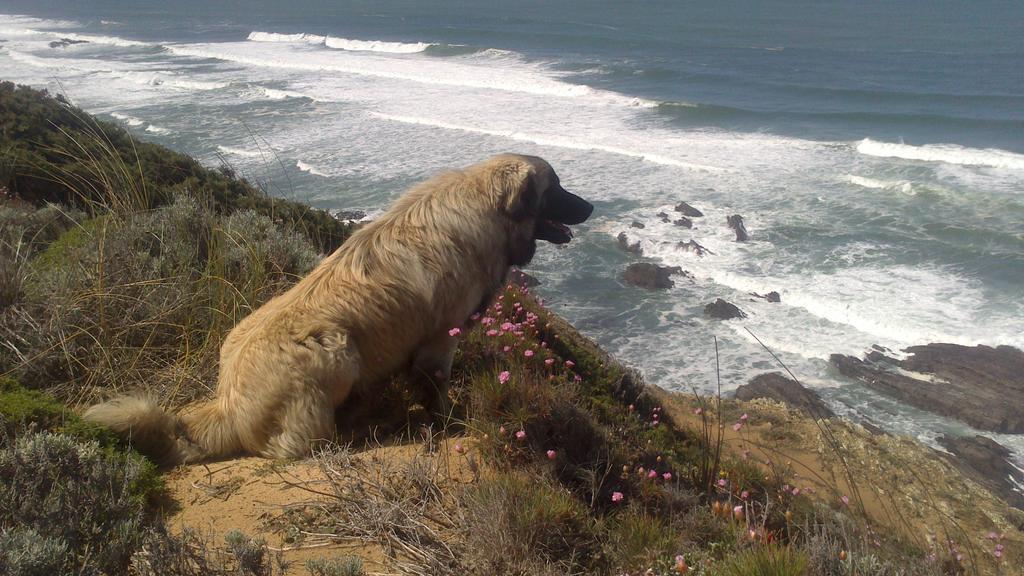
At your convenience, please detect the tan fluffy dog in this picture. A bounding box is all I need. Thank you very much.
[85,154,593,465]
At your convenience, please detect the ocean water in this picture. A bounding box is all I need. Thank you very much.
[0,1,1022,456]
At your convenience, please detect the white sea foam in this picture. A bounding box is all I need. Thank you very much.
[0,14,76,33]
[42,31,152,48]
[4,51,227,92]
[296,160,329,176]
[109,111,144,126]
[843,174,914,194]
[127,72,229,91]
[164,41,649,102]
[145,124,170,134]
[258,86,309,100]
[856,138,1024,170]
[248,29,434,53]
[247,31,326,45]
[323,36,431,53]
[217,145,264,158]
[370,112,725,171]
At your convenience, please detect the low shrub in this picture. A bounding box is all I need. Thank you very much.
[463,471,605,574]
[0,431,159,576]
[3,195,318,408]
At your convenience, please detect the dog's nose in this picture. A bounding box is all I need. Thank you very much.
[547,185,593,225]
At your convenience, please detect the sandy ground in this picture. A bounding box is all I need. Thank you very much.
[164,438,477,575]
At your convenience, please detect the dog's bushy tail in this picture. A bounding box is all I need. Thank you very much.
[84,397,238,466]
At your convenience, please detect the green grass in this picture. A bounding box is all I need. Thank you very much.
[719,545,809,576]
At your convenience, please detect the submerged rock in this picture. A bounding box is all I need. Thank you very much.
[735,372,834,418]
[676,239,713,257]
[751,291,781,303]
[831,344,1024,433]
[616,232,642,255]
[49,38,89,49]
[727,214,749,241]
[704,298,746,320]
[623,263,685,290]
[657,211,671,223]
[674,201,704,217]
[938,434,1024,510]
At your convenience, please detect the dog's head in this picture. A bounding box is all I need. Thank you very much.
[487,154,594,266]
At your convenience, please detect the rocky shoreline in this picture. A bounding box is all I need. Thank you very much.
[831,343,1024,434]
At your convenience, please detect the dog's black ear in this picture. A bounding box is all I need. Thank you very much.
[496,160,538,221]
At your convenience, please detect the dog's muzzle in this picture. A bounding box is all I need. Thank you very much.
[535,185,594,244]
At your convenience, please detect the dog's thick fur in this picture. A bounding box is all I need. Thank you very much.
[85,154,592,465]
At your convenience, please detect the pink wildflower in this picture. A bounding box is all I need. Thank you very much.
[740,413,749,422]
[499,371,511,384]
[611,491,624,503]
[694,407,703,415]
[717,478,727,488]
[486,329,498,337]
[453,442,465,454]
[524,349,534,358]
[732,422,743,432]
[741,490,749,500]
[515,430,526,440]
[663,472,672,481]
[792,487,801,496]
[544,358,555,366]
[564,360,575,368]
[503,345,511,352]
[841,495,850,505]
[448,327,461,337]
[546,449,557,460]
[647,470,657,479]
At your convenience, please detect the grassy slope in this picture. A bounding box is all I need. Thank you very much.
[0,82,1020,575]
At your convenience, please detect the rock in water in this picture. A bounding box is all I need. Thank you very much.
[674,201,704,217]
[831,344,1024,433]
[508,267,540,288]
[676,239,713,257]
[673,217,693,228]
[938,435,1024,510]
[704,298,746,320]
[735,373,834,418]
[630,221,645,229]
[49,38,89,48]
[751,291,781,303]
[616,232,642,255]
[657,211,671,223]
[333,209,366,221]
[623,263,685,289]
[727,214,749,241]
